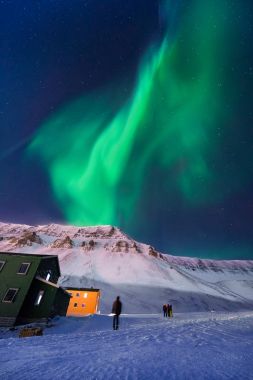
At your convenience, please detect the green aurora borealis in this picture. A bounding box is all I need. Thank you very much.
[27,0,253,257]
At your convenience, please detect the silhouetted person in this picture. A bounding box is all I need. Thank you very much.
[168,304,173,317]
[163,304,168,317]
[112,296,122,330]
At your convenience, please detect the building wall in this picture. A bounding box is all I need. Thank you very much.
[18,278,58,321]
[36,257,60,284]
[0,253,68,326]
[17,280,70,324]
[66,289,100,316]
[0,253,40,319]
[53,288,71,317]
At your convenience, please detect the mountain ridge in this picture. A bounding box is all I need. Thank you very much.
[0,221,253,313]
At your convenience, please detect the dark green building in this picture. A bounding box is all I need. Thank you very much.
[0,252,71,327]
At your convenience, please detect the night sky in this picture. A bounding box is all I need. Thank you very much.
[1,0,253,259]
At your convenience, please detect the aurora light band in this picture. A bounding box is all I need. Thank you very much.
[24,0,253,258]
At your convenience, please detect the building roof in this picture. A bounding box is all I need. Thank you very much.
[0,252,61,277]
[65,287,100,292]
[36,276,71,296]
[0,251,58,258]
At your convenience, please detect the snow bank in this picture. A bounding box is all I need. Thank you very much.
[0,312,253,380]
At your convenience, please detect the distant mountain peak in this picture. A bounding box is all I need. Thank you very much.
[0,221,253,313]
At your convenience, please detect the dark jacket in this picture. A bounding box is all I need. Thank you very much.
[112,298,122,315]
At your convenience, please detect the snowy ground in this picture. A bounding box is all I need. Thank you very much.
[1,312,253,380]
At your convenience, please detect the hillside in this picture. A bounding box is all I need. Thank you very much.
[0,222,253,313]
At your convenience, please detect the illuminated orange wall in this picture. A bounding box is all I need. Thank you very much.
[66,289,100,316]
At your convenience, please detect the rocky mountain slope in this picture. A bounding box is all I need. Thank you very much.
[0,222,253,313]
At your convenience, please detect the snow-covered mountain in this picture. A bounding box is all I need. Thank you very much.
[0,222,253,313]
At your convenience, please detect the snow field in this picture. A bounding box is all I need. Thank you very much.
[0,312,253,380]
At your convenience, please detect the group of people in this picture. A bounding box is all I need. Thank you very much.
[163,303,173,318]
[111,297,174,330]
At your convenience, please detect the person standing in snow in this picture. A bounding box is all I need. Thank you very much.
[112,296,122,330]
[163,304,168,317]
[168,304,173,317]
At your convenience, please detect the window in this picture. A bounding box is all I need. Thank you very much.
[34,290,44,306]
[81,304,86,308]
[17,262,30,275]
[74,303,78,307]
[76,292,80,297]
[2,288,19,303]
[0,261,5,272]
[84,293,88,298]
